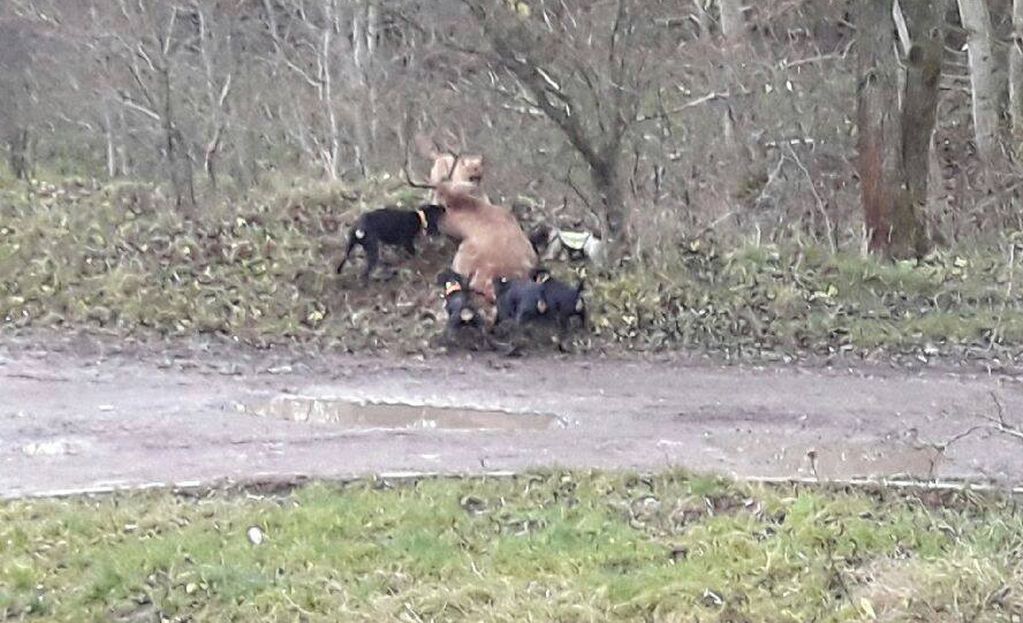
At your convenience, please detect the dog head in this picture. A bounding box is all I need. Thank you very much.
[417,204,446,235]
[529,225,553,254]
[436,268,468,291]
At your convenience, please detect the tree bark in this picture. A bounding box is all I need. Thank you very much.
[856,0,936,258]
[1010,0,1023,137]
[160,64,196,210]
[718,0,744,41]
[957,0,1001,165]
[103,107,116,179]
[351,0,371,176]
[6,127,31,180]
[900,0,944,254]
[321,0,341,180]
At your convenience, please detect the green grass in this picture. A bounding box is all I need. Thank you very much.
[5,177,1023,360]
[1,472,1021,621]
[595,238,1023,358]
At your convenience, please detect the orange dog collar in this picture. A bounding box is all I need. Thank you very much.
[444,281,462,297]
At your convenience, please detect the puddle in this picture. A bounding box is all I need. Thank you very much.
[248,396,559,431]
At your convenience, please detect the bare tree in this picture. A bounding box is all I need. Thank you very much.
[350,0,380,174]
[718,0,745,41]
[0,17,36,180]
[458,0,648,246]
[1010,0,1023,138]
[89,2,197,208]
[856,0,942,258]
[957,0,1001,166]
[192,1,234,191]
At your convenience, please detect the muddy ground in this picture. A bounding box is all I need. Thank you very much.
[2,330,1022,499]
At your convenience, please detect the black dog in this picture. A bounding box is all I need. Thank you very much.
[493,276,549,326]
[532,268,586,331]
[337,204,445,282]
[436,269,485,340]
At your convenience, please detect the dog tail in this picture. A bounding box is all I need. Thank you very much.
[414,133,440,159]
[337,227,361,274]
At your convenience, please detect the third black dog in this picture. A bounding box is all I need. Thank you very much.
[531,268,586,332]
[337,204,445,282]
[436,269,484,340]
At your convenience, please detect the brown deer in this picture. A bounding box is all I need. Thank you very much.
[405,165,537,304]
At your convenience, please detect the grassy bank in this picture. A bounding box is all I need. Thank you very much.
[1,472,1021,621]
[3,177,1023,362]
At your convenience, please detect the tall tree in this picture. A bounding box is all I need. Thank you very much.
[0,18,35,180]
[856,0,943,258]
[957,0,1000,166]
[718,0,745,41]
[91,2,198,209]
[1010,0,1023,138]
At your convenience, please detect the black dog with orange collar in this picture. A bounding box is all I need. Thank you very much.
[337,204,446,282]
[436,269,485,339]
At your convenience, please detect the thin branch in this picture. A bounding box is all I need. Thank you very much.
[982,392,1023,441]
[117,94,161,121]
[634,91,730,122]
[785,143,836,253]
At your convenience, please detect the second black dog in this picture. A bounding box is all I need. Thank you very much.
[337,204,445,282]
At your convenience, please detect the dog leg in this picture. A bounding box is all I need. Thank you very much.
[361,238,380,283]
[337,232,359,274]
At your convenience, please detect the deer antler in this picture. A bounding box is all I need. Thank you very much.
[443,152,461,182]
[402,161,435,189]
[402,145,435,189]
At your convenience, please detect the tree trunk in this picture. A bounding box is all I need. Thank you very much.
[103,107,117,179]
[957,0,1001,165]
[351,1,371,176]
[366,0,379,156]
[718,0,744,41]
[900,0,944,254]
[856,0,932,258]
[160,66,196,210]
[590,159,626,241]
[321,0,341,180]
[6,127,31,180]
[1010,0,1023,137]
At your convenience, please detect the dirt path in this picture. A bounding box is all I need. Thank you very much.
[2,332,1022,499]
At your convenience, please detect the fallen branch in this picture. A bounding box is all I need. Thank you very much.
[984,392,1023,441]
